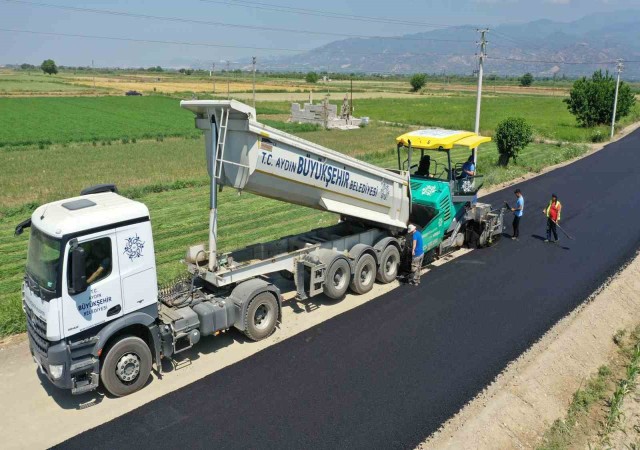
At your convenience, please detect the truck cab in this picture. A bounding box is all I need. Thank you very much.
[18,187,160,395]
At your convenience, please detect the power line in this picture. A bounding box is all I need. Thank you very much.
[200,0,469,29]
[487,55,623,65]
[0,28,473,59]
[3,0,469,43]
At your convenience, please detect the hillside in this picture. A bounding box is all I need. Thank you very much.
[262,10,640,79]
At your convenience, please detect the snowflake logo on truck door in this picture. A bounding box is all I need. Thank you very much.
[123,234,145,261]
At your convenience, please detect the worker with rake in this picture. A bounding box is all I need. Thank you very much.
[543,194,563,243]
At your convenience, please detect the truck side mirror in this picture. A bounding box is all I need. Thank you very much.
[69,246,88,295]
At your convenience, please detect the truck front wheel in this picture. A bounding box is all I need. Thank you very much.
[243,292,278,341]
[100,336,152,397]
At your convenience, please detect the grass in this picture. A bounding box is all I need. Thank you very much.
[352,96,640,142]
[538,325,640,449]
[0,96,200,147]
[538,365,613,450]
[0,72,96,94]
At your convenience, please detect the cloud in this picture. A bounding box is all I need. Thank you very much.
[545,0,571,4]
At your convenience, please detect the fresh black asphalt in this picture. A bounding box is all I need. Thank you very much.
[58,129,640,449]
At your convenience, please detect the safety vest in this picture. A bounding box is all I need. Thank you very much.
[545,200,562,221]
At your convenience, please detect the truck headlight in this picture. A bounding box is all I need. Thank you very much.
[49,364,64,380]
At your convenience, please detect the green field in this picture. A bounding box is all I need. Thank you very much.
[0,96,200,147]
[3,93,637,149]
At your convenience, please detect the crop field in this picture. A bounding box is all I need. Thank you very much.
[0,96,200,147]
[0,72,97,95]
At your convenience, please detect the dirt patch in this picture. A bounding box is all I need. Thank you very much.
[419,252,640,450]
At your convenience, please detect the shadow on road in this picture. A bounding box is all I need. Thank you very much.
[531,234,571,250]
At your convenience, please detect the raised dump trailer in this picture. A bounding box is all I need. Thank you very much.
[16,100,504,397]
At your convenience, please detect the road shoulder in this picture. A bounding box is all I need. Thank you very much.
[420,251,640,449]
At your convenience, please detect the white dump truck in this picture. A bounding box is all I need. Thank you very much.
[16,100,503,397]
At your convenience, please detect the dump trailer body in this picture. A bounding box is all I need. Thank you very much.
[180,100,410,230]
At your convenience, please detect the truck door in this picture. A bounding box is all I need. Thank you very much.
[116,222,157,315]
[61,231,122,338]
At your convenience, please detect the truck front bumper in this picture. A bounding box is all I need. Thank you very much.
[29,338,100,395]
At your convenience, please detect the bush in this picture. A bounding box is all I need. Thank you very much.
[495,117,533,166]
[410,73,427,92]
[305,72,319,83]
[564,70,636,127]
[520,72,534,87]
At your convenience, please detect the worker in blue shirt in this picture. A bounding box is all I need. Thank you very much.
[460,154,476,179]
[408,224,424,285]
[511,189,524,240]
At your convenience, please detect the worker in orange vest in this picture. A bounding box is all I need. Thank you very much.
[543,194,562,243]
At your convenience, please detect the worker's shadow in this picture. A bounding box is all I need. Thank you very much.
[531,234,570,250]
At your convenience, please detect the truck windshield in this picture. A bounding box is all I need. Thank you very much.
[26,227,61,292]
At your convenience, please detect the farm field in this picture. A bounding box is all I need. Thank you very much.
[0,96,199,147]
[2,93,635,149]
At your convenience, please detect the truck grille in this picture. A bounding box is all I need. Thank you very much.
[25,303,49,354]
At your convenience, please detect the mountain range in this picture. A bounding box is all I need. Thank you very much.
[256,10,640,79]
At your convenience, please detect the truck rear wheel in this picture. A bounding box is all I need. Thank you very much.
[243,292,278,341]
[349,254,376,294]
[100,336,152,397]
[376,245,400,284]
[323,258,350,300]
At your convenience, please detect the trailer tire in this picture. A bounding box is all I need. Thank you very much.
[243,292,278,341]
[376,245,400,284]
[350,253,376,294]
[100,336,152,397]
[323,258,350,300]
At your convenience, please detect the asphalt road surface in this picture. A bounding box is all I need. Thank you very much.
[58,130,640,450]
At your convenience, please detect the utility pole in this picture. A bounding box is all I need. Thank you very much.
[212,62,216,95]
[610,59,624,139]
[473,28,488,165]
[226,60,230,100]
[252,56,256,108]
[92,59,95,91]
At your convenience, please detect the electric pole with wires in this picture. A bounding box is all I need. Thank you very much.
[610,59,624,139]
[212,62,216,95]
[252,56,256,108]
[226,60,230,100]
[473,28,488,165]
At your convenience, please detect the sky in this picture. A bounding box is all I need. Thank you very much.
[1,0,638,68]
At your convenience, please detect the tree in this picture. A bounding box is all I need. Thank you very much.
[564,70,636,127]
[41,59,58,75]
[305,72,319,83]
[495,117,533,166]
[520,72,534,87]
[410,73,427,92]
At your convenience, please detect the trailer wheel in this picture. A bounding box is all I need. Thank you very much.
[243,292,278,341]
[350,254,376,294]
[323,258,350,300]
[376,245,400,284]
[100,336,152,397]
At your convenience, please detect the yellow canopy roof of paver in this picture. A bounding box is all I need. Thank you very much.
[396,128,491,150]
